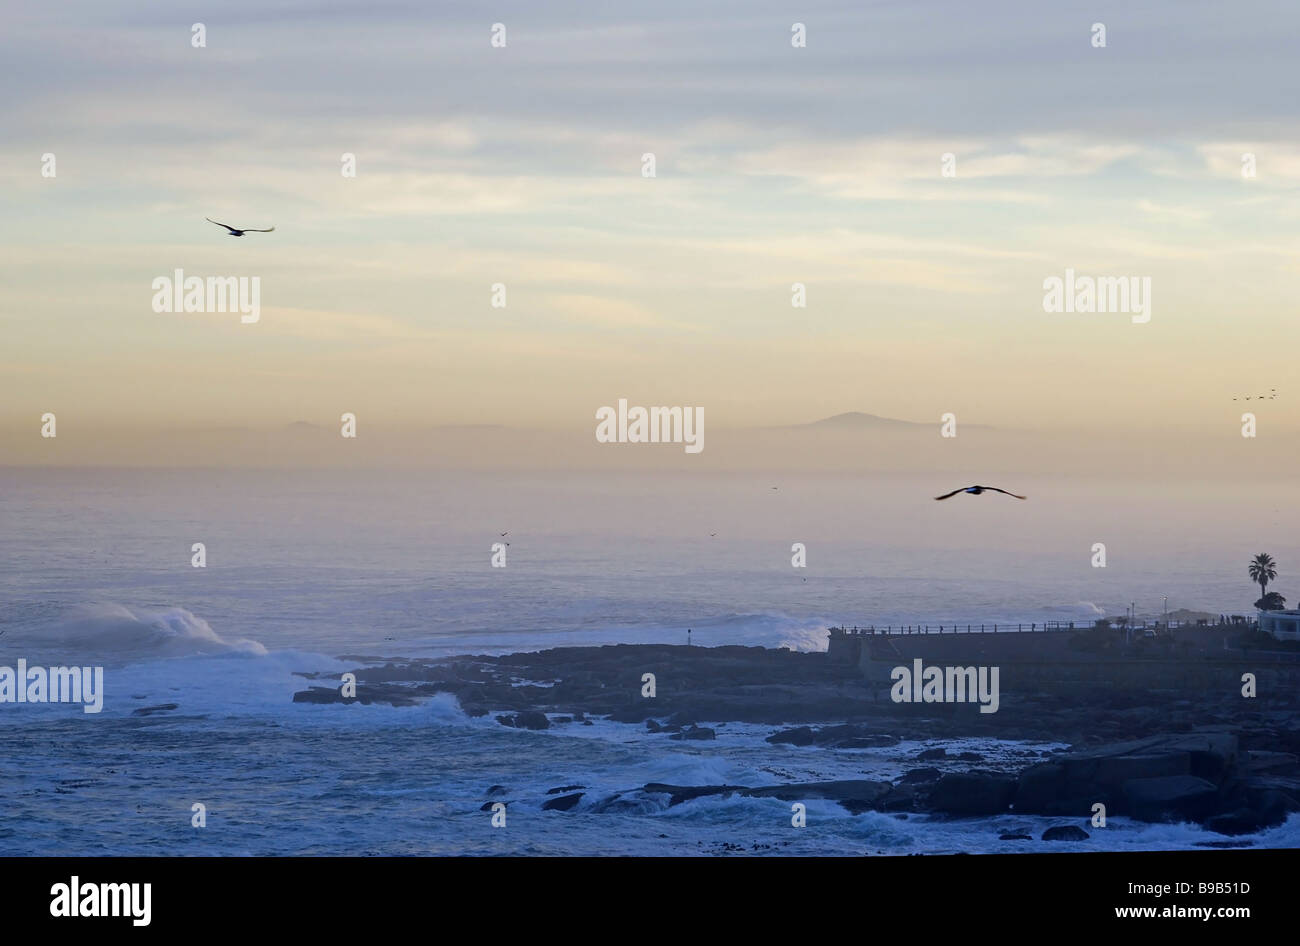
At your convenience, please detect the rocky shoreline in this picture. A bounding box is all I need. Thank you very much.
[293,643,1300,839]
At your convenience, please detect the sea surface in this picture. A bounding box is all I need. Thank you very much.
[1,467,1297,855]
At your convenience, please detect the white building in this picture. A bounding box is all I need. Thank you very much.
[1258,610,1300,642]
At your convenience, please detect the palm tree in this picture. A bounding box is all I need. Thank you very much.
[1248,553,1277,601]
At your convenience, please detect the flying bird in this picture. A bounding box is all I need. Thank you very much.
[934,485,1027,501]
[206,217,275,237]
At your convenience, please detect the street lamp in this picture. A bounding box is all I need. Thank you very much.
[1162,595,1168,628]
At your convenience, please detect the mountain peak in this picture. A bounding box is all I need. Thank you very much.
[801,412,928,429]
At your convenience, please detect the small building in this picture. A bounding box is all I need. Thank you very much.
[1258,610,1300,642]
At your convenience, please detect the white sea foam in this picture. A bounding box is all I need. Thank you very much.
[4,603,266,662]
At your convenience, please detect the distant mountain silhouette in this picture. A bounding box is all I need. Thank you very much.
[800,412,929,429]
[766,412,996,431]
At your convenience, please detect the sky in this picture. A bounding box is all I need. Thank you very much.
[1,0,1298,455]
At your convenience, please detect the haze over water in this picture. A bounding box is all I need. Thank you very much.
[4,466,1293,660]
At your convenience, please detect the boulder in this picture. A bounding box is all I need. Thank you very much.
[926,773,1016,815]
[511,711,550,730]
[878,783,919,811]
[897,767,942,785]
[1013,734,1244,822]
[1203,808,1285,836]
[669,725,716,741]
[917,747,948,761]
[766,726,815,746]
[541,792,584,812]
[1121,775,1220,822]
[1244,751,1300,775]
[1013,762,1066,811]
[1042,825,1089,841]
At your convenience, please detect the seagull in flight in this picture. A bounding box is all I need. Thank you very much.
[934,485,1027,501]
[206,217,275,237]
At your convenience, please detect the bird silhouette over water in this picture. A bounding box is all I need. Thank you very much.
[206,217,275,236]
[934,485,1027,501]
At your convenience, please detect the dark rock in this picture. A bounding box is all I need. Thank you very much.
[1014,762,1067,811]
[1251,785,1300,814]
[496,711,550,730]
[669,725,716,741]
[1013,734,1246,822]
[766,726,816,746]
[877,783,919,811]
[485,784,508,796]
[743,779,892,813]
[840,798,880,815]
[898,767,942,784]
[917,747,948,761]
[515,710,551,730]
[645,719,662,732]
[956,752,984,762]
[131,703,179,716]
[1245,751,1300,775]
[926,773,1016,815]
[1204,808,1284,836]
[546,784,584,795]
[292,687,350,704]
[589,792,661,814]
[999,833,1033,840]
[292,684,417,707]
[1121,775,1220,822]
[643,783,744,807]
[1042,825,1089,841]
[542,792,584,811]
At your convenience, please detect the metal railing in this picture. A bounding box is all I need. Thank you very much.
[830,619,1257,637]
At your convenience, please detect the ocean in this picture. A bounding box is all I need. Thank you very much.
[2,466,1297,855]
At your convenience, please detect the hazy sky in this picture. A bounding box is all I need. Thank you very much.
[2,0,1298,442]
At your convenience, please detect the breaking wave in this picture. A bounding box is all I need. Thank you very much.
[7,603,267,661]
